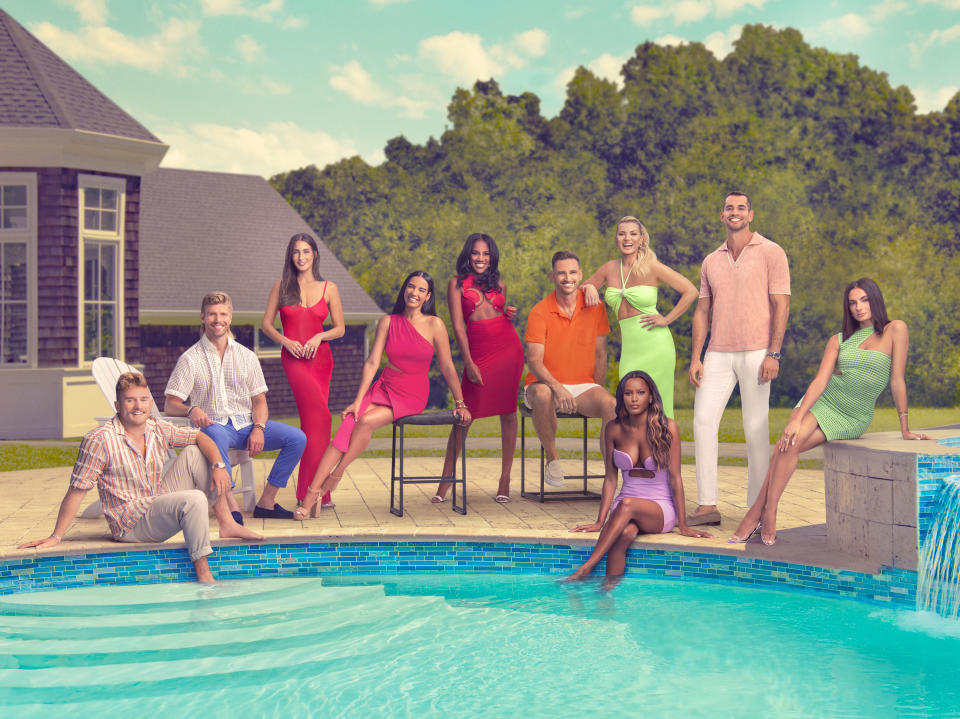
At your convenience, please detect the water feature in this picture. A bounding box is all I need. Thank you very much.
[917,474,960,618]
[2,574,960,718]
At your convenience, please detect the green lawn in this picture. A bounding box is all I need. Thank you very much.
[2,407,954,472]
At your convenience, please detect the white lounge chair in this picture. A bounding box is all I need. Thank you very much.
[81,357,257,517]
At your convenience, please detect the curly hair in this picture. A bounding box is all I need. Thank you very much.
[455,233,501,293]
[614,370,672,470]
[616,216,657,281]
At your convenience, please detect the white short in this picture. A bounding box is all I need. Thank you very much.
[524,382,602,410]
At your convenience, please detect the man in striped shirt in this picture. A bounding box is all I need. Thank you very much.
[19,372,263,583]
[164,291,307,520]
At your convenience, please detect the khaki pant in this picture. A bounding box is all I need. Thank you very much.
[119,446,214,561]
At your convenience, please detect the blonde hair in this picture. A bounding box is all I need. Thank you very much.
[617,216,657,280]
[116,371,149,397]
[200,291,234,338]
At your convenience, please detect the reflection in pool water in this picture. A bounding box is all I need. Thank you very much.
[2,575,959,718]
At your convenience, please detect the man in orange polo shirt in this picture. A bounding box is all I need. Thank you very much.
[524,250,616,486]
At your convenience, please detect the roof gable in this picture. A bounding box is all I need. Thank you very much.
[0,9,159,142]
[139,168,383,322]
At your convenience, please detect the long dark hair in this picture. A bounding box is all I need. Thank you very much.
[455,233,501,292]
[841,277,889,341]
[614,370,671,470]
[280,233,323,307]
[391,270,437,316]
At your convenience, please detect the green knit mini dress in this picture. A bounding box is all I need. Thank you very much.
[808,326,892,440]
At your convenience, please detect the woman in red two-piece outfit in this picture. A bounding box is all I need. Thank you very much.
[262,233,345,514]
[433,233,524,504]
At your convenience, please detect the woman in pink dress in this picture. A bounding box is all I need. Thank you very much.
[262,233,345,513]
[567,371,709,587]
[433,233,523,504]
[294,271,472,519]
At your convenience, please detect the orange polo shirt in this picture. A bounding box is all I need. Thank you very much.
[524,289,610,386]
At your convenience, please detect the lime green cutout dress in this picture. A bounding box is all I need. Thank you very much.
[604,262,677,417]
[809,326,892,440]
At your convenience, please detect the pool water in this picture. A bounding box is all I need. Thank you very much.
[2,575,958,718]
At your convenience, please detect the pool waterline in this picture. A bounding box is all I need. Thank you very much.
[0,537,917,607]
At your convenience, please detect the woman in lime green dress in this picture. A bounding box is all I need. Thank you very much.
[729,278,933,546]
[582,216,698,418]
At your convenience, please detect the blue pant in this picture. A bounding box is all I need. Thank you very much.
[202,420,306,489]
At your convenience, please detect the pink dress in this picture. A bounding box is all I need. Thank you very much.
[332,314,434,451]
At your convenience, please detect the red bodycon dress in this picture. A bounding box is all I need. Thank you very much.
[459,275,524,418]
[280,285,333,503]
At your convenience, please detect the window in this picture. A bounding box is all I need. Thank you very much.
[78,175,124,363]
[255,326,281,357]
[0,175,35,366]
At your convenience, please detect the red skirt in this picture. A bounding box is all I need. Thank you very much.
[461,315,523,418]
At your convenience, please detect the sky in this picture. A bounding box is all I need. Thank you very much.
[4,0,960,178]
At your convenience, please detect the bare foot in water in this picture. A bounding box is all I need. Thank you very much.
[219,522,264,541]
[563,568,591,582]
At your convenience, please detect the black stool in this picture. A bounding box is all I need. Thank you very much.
[519,404,603,502]
[390,410,466,516]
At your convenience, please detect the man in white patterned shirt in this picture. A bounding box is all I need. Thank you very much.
[19,372,262,583]
[164,291,307,520]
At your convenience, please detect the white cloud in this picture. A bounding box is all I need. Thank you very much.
[235,34,262,63]
[158,121,359,177]
[369,0,410,5]
[418,29,550,85]
[419,31,505,84]
[912,85,960,113]
[201,0,296,24]
[257,78,291,95]
[280,16,306,29]
[715,0,765,14]
[703,24,742,58]
[329,60,431,118]
[909,24,960,59]
[31,18,203,72]
[632,0,763,25]
[918,0,960,8]
[655,34,688,46]
[514,28,549,57]
[870,0,909,21]
[820,13,871,37]
[631,5,670,25]
[556,53,628,90]
[58,0,108,25]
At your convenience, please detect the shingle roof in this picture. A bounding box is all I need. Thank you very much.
[0,9,159,142]
[139,168,383,321]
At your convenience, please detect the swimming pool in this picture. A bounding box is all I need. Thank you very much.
[2,574,958,718]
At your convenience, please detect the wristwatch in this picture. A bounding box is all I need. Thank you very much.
[252,422,266,432]
[213,461,227,470]
[767,351,782,361]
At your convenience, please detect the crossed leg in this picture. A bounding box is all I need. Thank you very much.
[731,411,827,544]
[567,497,664,581]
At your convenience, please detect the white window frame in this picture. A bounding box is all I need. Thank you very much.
[0,172,37,368]
[254,322,282,359]
[78,174,126,366]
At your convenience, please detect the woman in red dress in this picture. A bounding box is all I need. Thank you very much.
[294,271,471,519]
[433,233,524,503]
[262,233,344,514]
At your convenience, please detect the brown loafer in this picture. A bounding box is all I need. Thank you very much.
[686,510,722,526]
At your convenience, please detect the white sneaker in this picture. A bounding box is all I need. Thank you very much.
[544,460,565,487]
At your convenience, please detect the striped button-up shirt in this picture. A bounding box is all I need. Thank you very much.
[164,335,269,429]
[70,416,200,538]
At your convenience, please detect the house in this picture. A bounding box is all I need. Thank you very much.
[0,9,381,439]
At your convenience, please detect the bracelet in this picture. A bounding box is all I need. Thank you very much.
[252,422,266,431]
[50,534,61,542]
[187,406,197,418]
[454,400,467,409]
[898,411,909,419]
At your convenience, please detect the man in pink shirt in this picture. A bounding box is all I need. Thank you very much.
[687,192,790,525]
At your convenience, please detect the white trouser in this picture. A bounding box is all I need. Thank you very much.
[693,349,771,507]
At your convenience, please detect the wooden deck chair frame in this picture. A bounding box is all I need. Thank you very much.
[83,357,257,517]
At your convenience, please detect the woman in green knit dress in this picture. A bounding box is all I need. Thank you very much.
[729,278,933,546]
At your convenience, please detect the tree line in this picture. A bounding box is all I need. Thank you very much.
[271,25,960,408]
